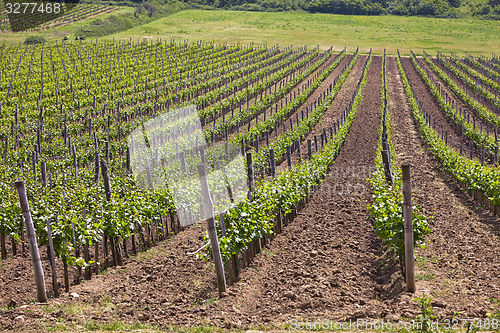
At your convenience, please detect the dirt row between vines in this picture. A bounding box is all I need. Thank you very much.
[1,56,499,332]
[194,55,394,329]
[401,56,486,162]
[0,52,329,314]
[285,54,367,169]
[388,56,500,318]
[253,53,352,154]
[0,54,387,332]
[272,53,360,171]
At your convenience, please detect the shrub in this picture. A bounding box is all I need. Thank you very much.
[23,36,46,45]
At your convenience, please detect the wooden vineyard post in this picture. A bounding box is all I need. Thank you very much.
[102,235,108,270]
[63,260,69,292]
[82,209,91,281]
[197,164,227,297]
[0,232,6,259]
[219,212,234,285]
[70,219,81,284]
[131,233,137,254]
[15,180,48,303]
[286,146,292,169]
[109,237,118,267]
[402,163,415,293]
[94,238,100,276]
[277,209,283,234]
[46,219,59,297]
[101,160,123,266]
[382,150,393,184]
[247,152,254,199]
[269,149,276,178]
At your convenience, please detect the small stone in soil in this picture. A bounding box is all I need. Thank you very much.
[431,300,447,308]
[14,315,25,323]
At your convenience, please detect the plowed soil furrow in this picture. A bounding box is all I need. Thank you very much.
[401,56,484,161]
[268,53,357,170]
[0,223,217,330]
[388,56,500,318]
[427,55,500,127]
[281,54,367,169]
[3,55,500,333]
[208,52,324,139]
[191,55,414,328]
[225,54,342,143]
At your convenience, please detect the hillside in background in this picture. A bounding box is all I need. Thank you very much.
[73,0,499,39]
[141,0,499,19]
[2,0,488,40]
[72,0,188,38]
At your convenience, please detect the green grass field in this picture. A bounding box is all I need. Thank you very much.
[99,10,500,55]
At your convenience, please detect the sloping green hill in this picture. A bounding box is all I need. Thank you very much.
[100,10,500,55]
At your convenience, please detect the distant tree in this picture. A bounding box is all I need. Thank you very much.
[24,36,45,45]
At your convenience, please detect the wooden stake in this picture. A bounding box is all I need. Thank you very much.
[198,164,226,297]
[83,210,91,281]
[94,240,100,275]
[103,235,108,270]
[402,163,415,293]
[67,213,81,284]
[10,236,16,256]
[131,233,137,255]
[287,146,292,168]
[46,219,59,297]
[232,254,239,277]
[61,256,70,292]
[220,213,234,285]
[109,237,118,267]
[15,180,47,303]
[269,149,276,178]
[247,152,254,198]
[382,150,393,184]
[0,232,6,259]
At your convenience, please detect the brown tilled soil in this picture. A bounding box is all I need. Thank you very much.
[255,53,352,153]
[400,56,487,163]
[430,55,499,119]
[287,54,368,169]
[420,55,498,141]
[214,52,326,141]
[388,56,500,317]
[1,56,500,332]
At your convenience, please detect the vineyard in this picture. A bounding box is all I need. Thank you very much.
[0,3,118,32]
[0,40,499,331]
